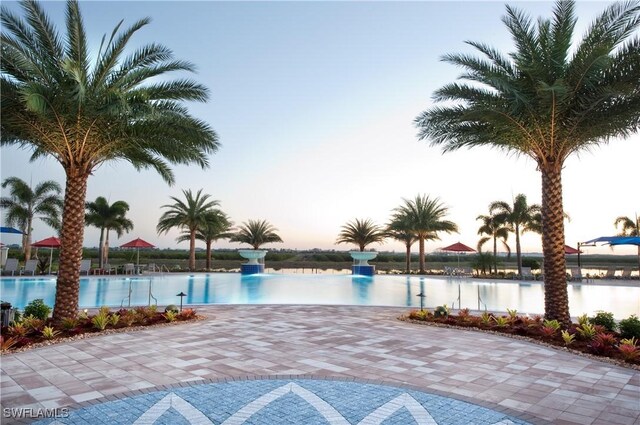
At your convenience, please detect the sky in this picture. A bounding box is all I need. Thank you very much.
[1,1,638,256]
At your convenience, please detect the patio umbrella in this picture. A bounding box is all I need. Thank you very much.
[120,237,155,267]
[32,236,61,275]
[564,245,582,255]
[441,242,476,267]
[0,227,23,234]
[582,236,640,274]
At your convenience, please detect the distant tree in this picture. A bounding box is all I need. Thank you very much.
[178,209,232,270]
[0,177,62,259]
[392,195,457,274]
[615,213,640,272]
[85,197,133,268]
[336,218,385,252]
[476,211,511,274]
[490,195,541,277]
[157,189,220,271]
[230,219,283,250]
[1,1,219,320]
[387,215,417,274]
[414,0,640,325]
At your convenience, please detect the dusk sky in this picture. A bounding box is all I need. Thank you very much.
[1,1,638,256]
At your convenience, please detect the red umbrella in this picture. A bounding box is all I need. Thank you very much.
[564,245,582,255]
[32,236,61,274]
[120,238,155,266]
[441,242,476,267]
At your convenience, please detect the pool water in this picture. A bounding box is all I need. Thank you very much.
[1,273,638,318]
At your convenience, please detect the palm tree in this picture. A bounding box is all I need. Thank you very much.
[476,212,511,275]
[178,209,232,270]
[614,213,640,272]
[414,0,640,324]
[489,195,540,277]
[387,215,417,274]
[0,177,62,260]
[335,218,386,252]
[392,195,458,274]
[157,189,220,272]
[1,1,219,320]
[85,197,133,268]
[230,219,283,250]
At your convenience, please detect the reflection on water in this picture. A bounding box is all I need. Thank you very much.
[1,274,638,318]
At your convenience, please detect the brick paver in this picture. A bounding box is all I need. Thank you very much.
[1,305,639,424]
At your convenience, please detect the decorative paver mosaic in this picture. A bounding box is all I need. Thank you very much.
[33,379,530,425]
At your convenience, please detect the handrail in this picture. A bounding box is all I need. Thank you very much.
[148,279,157,306]
[121,279,133,308]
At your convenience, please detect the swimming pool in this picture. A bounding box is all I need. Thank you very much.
[1,273,638,318]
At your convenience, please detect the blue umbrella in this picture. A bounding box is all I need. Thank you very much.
[0,227,23,234]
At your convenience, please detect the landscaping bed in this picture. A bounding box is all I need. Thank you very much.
[0,300,200,354]
[400,307,640,369]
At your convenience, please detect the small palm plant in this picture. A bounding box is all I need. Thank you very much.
[336,218,386,252]
[229,219,283,250]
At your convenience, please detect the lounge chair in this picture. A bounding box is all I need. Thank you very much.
[569,267,583,282]
[520,267,534,280]
[620,268,633,279]
[2,258,19,276]
[21,259,38,276]
[123,263,135,275]
[603,267,617,279]
[79,259,91,275]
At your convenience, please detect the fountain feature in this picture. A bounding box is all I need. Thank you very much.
[238,250,267,275]
[350,251,377,276]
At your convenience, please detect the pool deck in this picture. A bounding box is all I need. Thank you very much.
[1,305,639,424]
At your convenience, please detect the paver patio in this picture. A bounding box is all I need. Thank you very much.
[1,305,639,424]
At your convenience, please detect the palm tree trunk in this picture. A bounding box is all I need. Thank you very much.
[418,236,426,274]
[515,225,522,276]
[541,166,570,326]
[405,243,411,274]
[25,217,33,260]
[492,236,498,274]
[97,227,105,269]
[189,230,196,271]
[206,241,212,270]
[103,229,109,267]
[53,172,89,320]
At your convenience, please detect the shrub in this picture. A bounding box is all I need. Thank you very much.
[22,316,44,333]
[576,314,589,326]
[24,299,51,320]
[1,336,19,352]
[164,305,179,314]
[588,333,616,355]
[41,326,60,340]
[178,308,197,320]
[589,311,616,332]
[8,323,27,337]
[480,311,492,326]
[543,319,561,331]
[98,306,111,316]
[109,314,120,327]
[561,330,575,346]
[119,310,137,327]
[521,258,540,270]
[618,344,639,361]
[92,313,109,331]
[577,323,597,340]
[408,310,428,320]
[619,315,640,339]
[434,305,449,318]
[493,316,509,328]
[163,311,178,322]
[61,317,78,330]
[540,325,557,337]
[506,308,518,320]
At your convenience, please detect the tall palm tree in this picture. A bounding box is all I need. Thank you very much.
[476,212,511,275]
[387,215,417,274]
[85,197,133,268]
[0,177,62,259]
[392,195,458,274]
[489,195,540,277]
[335,218,386,252]
[178,209,232,270]
[614,213,640,272]
[230,219,283,250]
[415,0,640,324]
[157,189,220,272]
[1,1,219,320]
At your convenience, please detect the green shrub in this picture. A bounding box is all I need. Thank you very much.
[434,305,449,318]
[24,299,51,320]
[619,315,640,339]
[521,258,540,270]
[164,304,179,314]
[589,311,616,332]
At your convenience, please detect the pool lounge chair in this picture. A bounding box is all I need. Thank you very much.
[569,267,583,282]
[520,267,534,280]
[79,259,91,275]
[2,258,19,276]
[620,268,633,279]
[21,259,38,276]
[123,263,135,275]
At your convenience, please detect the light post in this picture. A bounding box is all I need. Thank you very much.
[177,292,187,312]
